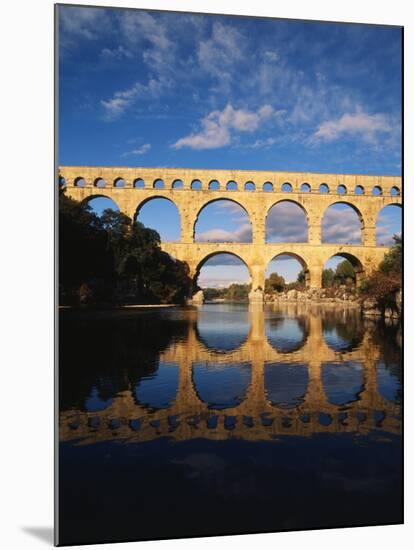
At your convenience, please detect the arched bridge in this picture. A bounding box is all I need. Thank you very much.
[59,166,402,298]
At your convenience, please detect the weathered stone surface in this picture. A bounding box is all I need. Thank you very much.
[60,166,401,300]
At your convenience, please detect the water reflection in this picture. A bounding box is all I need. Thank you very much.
[59,304,402,443]
[264,362,308,408]
[193,361,251,409]
[196,303,250,351]
[134,361,179,411]
[59,303,402,544]
[322,362,364,406]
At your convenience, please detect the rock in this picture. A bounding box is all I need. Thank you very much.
[286,289,297,300]
[190,290,204,304]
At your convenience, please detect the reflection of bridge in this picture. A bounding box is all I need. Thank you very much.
[59,166,402,297]
[59,307,401,444]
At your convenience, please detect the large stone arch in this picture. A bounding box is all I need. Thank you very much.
[194,250,252,285]
[266,251,311,287]
[322,201,365,244]
[193,197,253,242]
[324,251,365,286]
[134,195,182,241]
[80,194,121,213]
[265,199,309,243]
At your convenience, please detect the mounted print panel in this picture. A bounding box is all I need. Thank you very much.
[56,4,403,546]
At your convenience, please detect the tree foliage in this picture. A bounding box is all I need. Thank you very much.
[265,272,286,293]
[59,190,191,305]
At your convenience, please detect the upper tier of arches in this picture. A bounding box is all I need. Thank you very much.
[61,169,401,197]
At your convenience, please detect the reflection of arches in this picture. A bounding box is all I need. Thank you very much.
[194,199,252,243]
[265,362,309,408]
[322,202,363,244]
[194,304,250,352]
[135,196,181,241]
[266,252,310,287]
[265,317,309,353]
[322,361,364,406]
[376,359,402,404]
[266,200,308,243]
[375,204,402,246]
[192,360,251,409]
[133,361,179,411]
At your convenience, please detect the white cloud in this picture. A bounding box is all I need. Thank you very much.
[196,222,252,243]
[197,22,245,80]
[122,143,151,157]
[313,109,392,143]
[101,76,172,119]
[321,207,362,243]
[172,103,275,150]
[101,45,132,61]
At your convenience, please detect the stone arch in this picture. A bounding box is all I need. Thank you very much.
[300,182,311,193]
[263,182,273,192]
[319,183,329,193]
[322,201,364,244]
[153,178,165,189]
[375,203,402,246]
[194,251,252,287]
[194,198,252,242]
[94,177,107,188]
[226,180,238,191]
[59,175,66,187]
[114,177,125,188]
[266,252,310,287]
[281,182,293,192]
[172,179,183,189]
[337,184,347,195]
[75,177,86,187]
[372,185,382,196]
[191,179,202,190]
[135,196,181,241]
[355,185,365,195]
[80,194,121,216]
[244,181,255,191]
[133,178,145,188]
[265,199,309,243]
[390,186,400,197]
[209,180,220,190]
[324,252,365,286]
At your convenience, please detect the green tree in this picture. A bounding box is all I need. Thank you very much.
[334,260,356,286]
[265,272,285,293]
[322,268,335,288]
[379,234,402,275]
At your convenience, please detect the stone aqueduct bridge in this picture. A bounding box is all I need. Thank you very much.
[59,308,401,445]
[59,166,402,297]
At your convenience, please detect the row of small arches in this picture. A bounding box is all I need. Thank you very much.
[59,176,401,197]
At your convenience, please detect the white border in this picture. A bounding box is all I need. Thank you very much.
[1,1,412,549]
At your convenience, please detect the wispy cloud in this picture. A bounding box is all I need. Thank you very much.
[121,143,151,157]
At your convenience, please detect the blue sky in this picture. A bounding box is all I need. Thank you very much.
[59,5,402,286]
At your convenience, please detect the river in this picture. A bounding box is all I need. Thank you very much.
[58,303,402,545]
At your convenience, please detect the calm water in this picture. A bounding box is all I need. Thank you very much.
[58,303,402,545]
